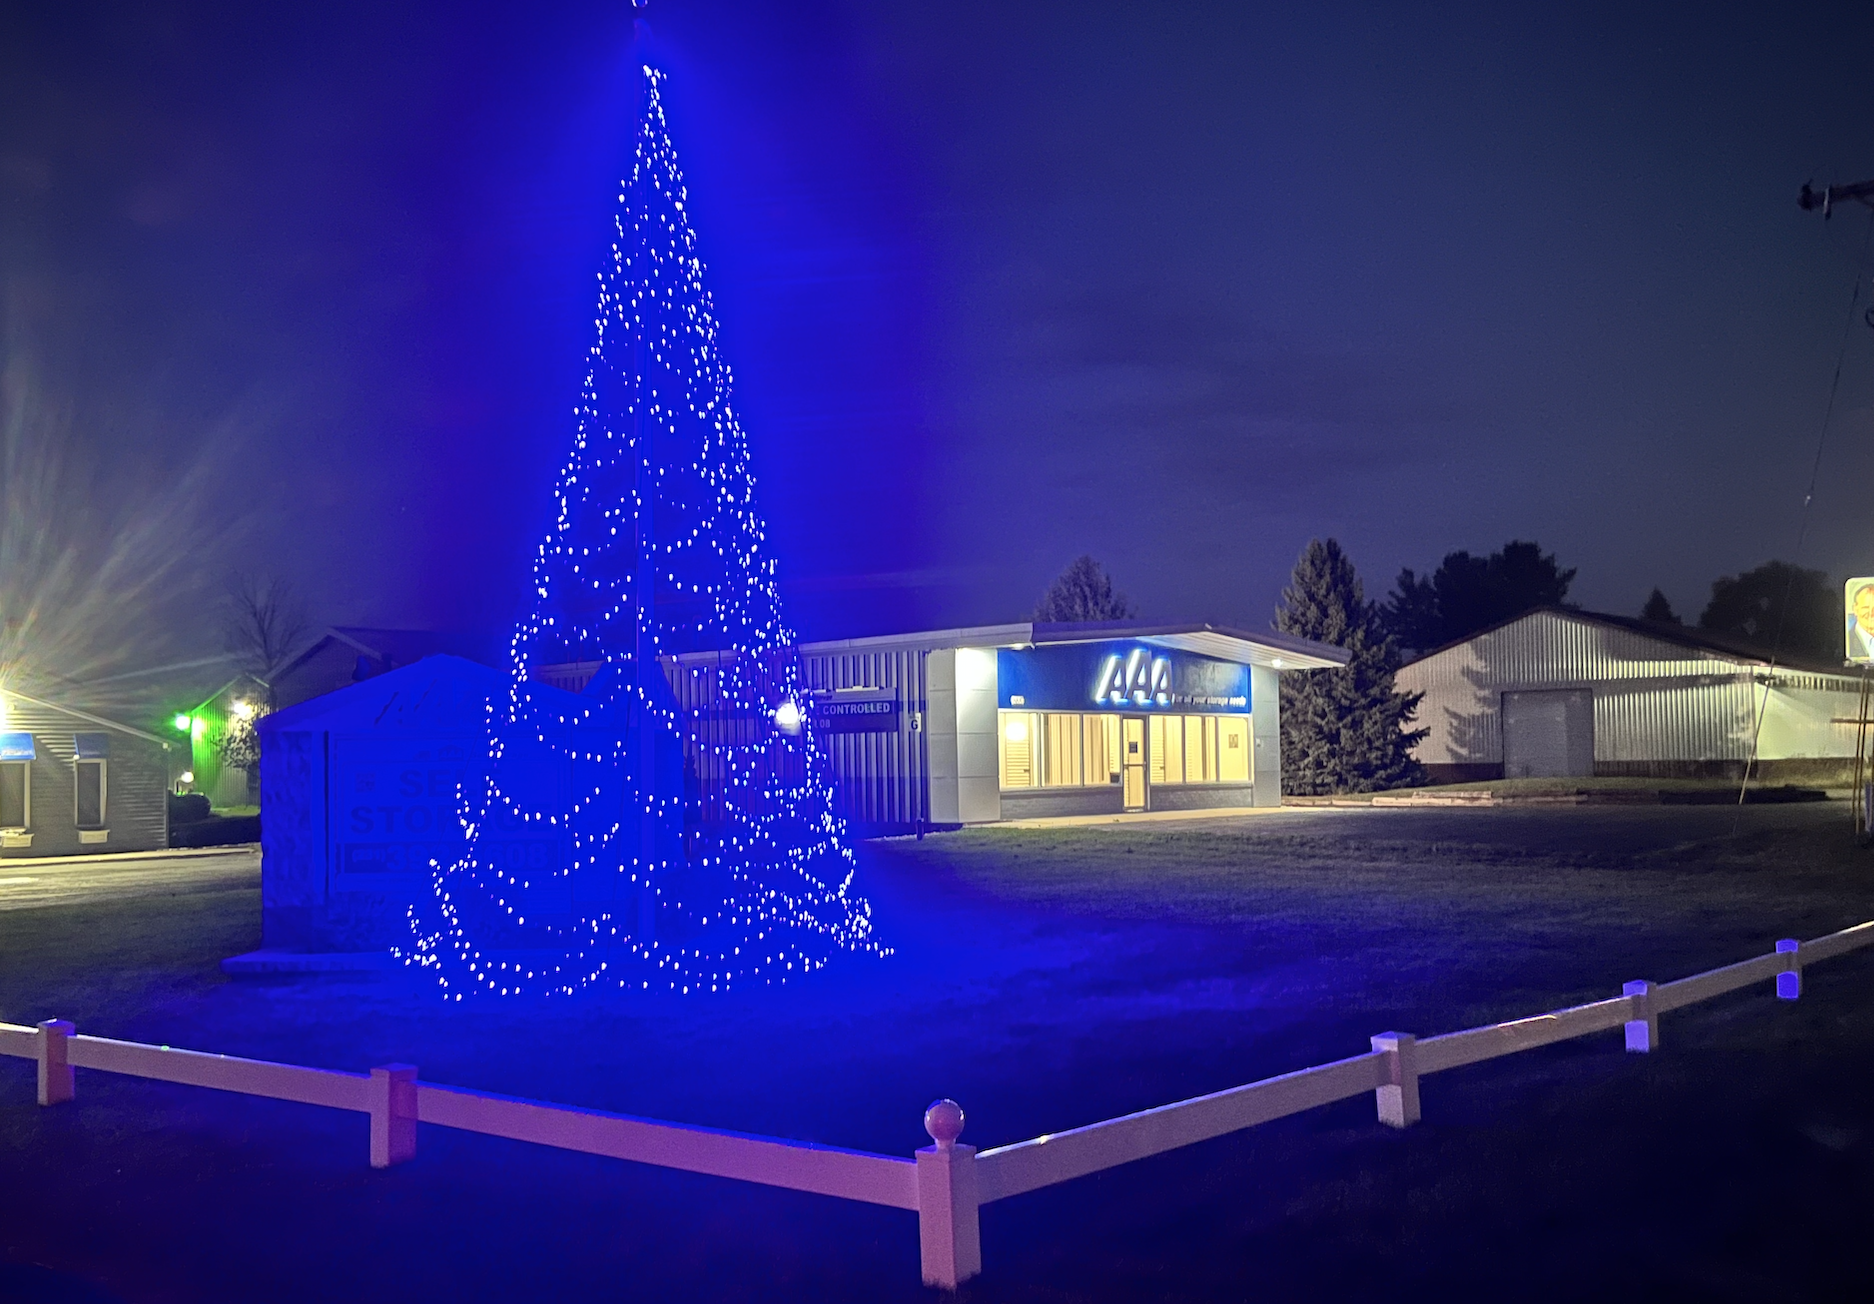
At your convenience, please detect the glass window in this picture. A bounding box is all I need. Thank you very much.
[1002,712,1128,788]
[0,761,28,828]
[1218,716,1250,783]
[1089,714,1119,785]
[1143,715,1253,785]
[999,711,1039,788]
[1043,713,1082,787]
[76,759,106,829]
[1184,717,1211,783]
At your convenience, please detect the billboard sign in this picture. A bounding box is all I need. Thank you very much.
[1848,577,1874,664]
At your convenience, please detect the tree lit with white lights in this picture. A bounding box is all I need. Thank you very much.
[402,62,885,997]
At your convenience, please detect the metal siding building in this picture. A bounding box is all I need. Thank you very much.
[673,621,1345,832]
[1396,608,1864,783]
[0,688,172,857]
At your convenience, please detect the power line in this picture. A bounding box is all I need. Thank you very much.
[1734,197,1874,820]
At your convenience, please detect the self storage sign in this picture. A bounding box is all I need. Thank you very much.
[330,735,473,883]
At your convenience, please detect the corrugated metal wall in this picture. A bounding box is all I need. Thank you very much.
[1397,610,1863,768]
[799,648,928,831]
[662,650,804,827]
[0,697,171,856]
[661,647,929,832]
[1591,681,1754,762]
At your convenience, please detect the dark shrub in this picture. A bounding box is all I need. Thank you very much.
[167,792,212,825]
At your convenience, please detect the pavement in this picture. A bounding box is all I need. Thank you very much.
[0,846,259,912]
[988,804,1306,829]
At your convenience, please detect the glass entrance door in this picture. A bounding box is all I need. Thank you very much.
[1121,717,1146,810]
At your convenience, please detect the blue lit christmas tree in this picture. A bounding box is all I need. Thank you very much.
[402,56,885,998]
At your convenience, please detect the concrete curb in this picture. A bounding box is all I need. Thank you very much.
[221,950,396,975]
[0,844,259,869]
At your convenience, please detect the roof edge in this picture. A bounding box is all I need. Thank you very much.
[1400,605,1858,676]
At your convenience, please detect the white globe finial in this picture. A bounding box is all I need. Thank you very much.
[923,1098,965,1149]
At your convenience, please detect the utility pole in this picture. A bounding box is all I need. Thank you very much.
[1798,179,1874,219]
[1801,176,1874,837]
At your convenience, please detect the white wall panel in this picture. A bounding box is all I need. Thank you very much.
[1396,611,1865,767]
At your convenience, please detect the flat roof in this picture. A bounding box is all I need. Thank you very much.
[795,621,1349,671]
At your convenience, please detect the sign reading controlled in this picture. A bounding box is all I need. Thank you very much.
[816,697,902,733]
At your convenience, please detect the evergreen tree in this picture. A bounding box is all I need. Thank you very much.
[1641,588,1679,624]
[404,59,883,997]
[1276,539,1427,794]
[1697,560,1835,661]
[1034,555,1135,622]
[1383,540,1575,654]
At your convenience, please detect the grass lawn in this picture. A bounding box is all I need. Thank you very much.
[3,805,1874,1301]
[1289,775,1838,802]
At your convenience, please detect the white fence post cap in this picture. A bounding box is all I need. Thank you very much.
[924,1099,965,1150]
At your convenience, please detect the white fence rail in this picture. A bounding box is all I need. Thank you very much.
[4,919,1873,1289]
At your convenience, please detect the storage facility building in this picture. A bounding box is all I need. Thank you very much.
[668,621,1348,832]
[1395,607,1865,784]
[251,623,1345,952]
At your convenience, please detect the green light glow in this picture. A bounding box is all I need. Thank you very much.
[172,713,192,733]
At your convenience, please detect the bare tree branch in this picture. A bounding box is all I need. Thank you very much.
[223,573,311,706]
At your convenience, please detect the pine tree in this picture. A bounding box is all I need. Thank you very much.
[1382,540,1575,654]
[1641,588,1679,624]
[404,60,883,997]
[1034,555,1135,622]
[1276,539,1426,794]
[1697,560,1835,661]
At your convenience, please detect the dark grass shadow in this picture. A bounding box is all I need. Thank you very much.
[3,805,1874,1301]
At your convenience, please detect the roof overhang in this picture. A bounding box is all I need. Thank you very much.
[795,621,1348,671]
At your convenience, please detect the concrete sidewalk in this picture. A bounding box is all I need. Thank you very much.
[985,805,1311,830]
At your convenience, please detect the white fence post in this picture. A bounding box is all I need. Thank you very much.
[1776,939,1802,1000]
[916,1099,981,1290]
[369,1064,419,1168]
[1370,1033,1420,1127]
[35,1020,74,1106]
[1623,981,1657,1052]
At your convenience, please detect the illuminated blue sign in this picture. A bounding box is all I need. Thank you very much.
[1093,649,1172,706]
[0,733,34,761]
[997,644,1249,714]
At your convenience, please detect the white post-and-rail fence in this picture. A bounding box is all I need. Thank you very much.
[4,918,1872,1290]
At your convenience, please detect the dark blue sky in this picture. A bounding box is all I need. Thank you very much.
[5,0,1874,669]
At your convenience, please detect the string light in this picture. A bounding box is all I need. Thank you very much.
[399,64,887,998]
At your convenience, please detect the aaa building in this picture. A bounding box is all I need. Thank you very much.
[1396,607,1863,783]
[668,621,1347,831]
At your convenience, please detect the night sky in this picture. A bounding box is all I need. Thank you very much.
[6,0,1874,675]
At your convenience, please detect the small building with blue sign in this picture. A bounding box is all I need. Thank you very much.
[748,622,1347,831]
[0,686,174,857]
